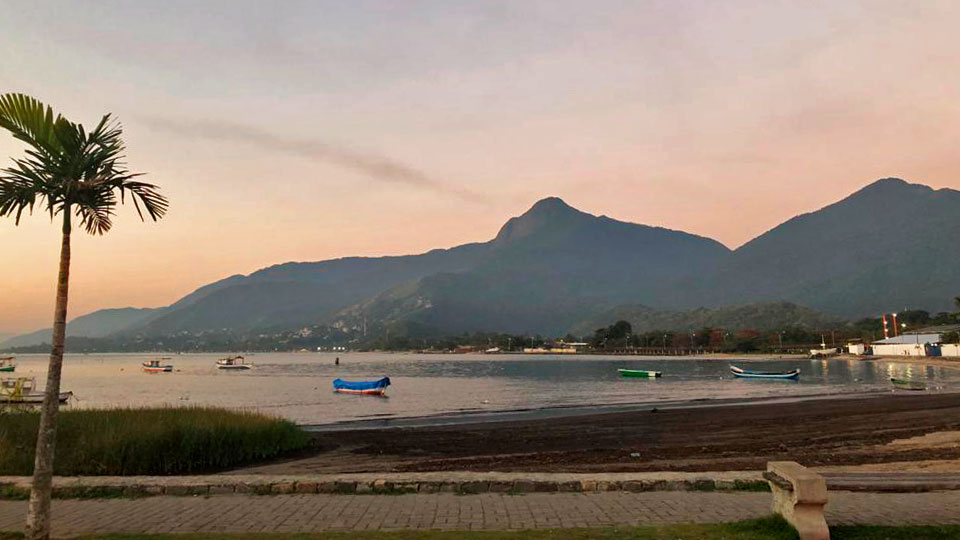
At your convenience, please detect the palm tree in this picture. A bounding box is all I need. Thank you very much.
[0,94,167,540]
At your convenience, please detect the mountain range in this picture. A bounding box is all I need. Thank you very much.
[4,178,958,349]
[570,302,842,337]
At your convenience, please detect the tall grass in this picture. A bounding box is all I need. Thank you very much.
[0,406,310,476]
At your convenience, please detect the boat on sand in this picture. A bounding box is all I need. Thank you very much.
[217,356,251,370]
[618,369,662,378]
[1,377,72,404]
[0,357,14,372]
[891,377,926,391]
[730,365,800,380]
[333,377,390,396]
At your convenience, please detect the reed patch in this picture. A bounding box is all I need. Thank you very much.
[0,406,310,476]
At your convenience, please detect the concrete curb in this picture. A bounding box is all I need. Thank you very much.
[0,472,767,498]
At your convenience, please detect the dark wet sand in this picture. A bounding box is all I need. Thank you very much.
[240,392,960,474]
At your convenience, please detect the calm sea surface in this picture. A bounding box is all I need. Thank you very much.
[7,353,960,424]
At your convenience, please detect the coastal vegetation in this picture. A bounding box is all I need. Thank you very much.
[0,407,309,476]
[0,93,168,539]
[1,307,955,355]
[5,297,959,355]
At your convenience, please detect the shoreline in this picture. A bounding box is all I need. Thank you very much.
[242,391,960,475]
[302,389,902,431]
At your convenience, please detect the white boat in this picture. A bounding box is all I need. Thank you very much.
[1,377,72,404]
[730,365,800,380]
[810,336,838,358]
[216,356,251,370]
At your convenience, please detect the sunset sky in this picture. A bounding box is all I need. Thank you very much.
[2,0,960,335]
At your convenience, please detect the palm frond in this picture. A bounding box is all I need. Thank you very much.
[118,179,168,222]
[0,94,167,234]
[0,93,66,159]
[0,170,43,225]
[74,184,117,235]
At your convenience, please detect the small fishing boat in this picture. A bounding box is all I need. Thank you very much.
[0,377,72,404]
[0,357,15,373]
[216,356,251,370]
[891,377,926,391]
[730,365,800,380]
[333,377,390,396]
[618,369,662,378]
[142,358,174,373]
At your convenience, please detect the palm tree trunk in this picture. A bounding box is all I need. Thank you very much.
[25,212,71,540]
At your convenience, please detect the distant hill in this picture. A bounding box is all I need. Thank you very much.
[5,177,960,349]
[1,308,160,349]
[705,178,960,318]
[120,243,493,337]
[570,302,843,336]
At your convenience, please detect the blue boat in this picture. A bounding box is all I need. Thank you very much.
[333,377,391,396]
[730,365,799,380]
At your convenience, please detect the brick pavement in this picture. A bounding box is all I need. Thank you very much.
[1,491,959,536]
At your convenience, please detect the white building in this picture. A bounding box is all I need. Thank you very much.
[872,333,943,357]
[847,343,868,355]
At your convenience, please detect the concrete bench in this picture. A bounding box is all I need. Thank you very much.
[764,461,829,540]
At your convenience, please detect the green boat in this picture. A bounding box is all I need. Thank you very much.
[618,368,662,378]
[891,377,926,391]
[0,357,14,373]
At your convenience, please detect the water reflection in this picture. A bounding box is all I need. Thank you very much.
[6,353,959,424]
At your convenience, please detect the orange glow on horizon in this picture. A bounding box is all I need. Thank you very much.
[3,1,960,333]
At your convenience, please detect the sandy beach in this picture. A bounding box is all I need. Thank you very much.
[239,391,960,475]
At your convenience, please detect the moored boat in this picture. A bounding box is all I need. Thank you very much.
[142,358,174,373]
[891,377,926,391]
[0,357,14,372]
[333,377,390,396]
[730,365,800,380]
[618,368,662,378]
[216,356,251,370]
[1,377,72,404]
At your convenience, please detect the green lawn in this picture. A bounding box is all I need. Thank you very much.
[0,407,310,476]
[2,517,960,540]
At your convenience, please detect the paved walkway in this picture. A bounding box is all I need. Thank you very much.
[2,491,960,535]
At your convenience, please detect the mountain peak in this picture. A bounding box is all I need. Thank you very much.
[518,196,584,222]
[855,177,932,197]
[528,196,574,213]
[868,177,908,188]
[494,197,589,242]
